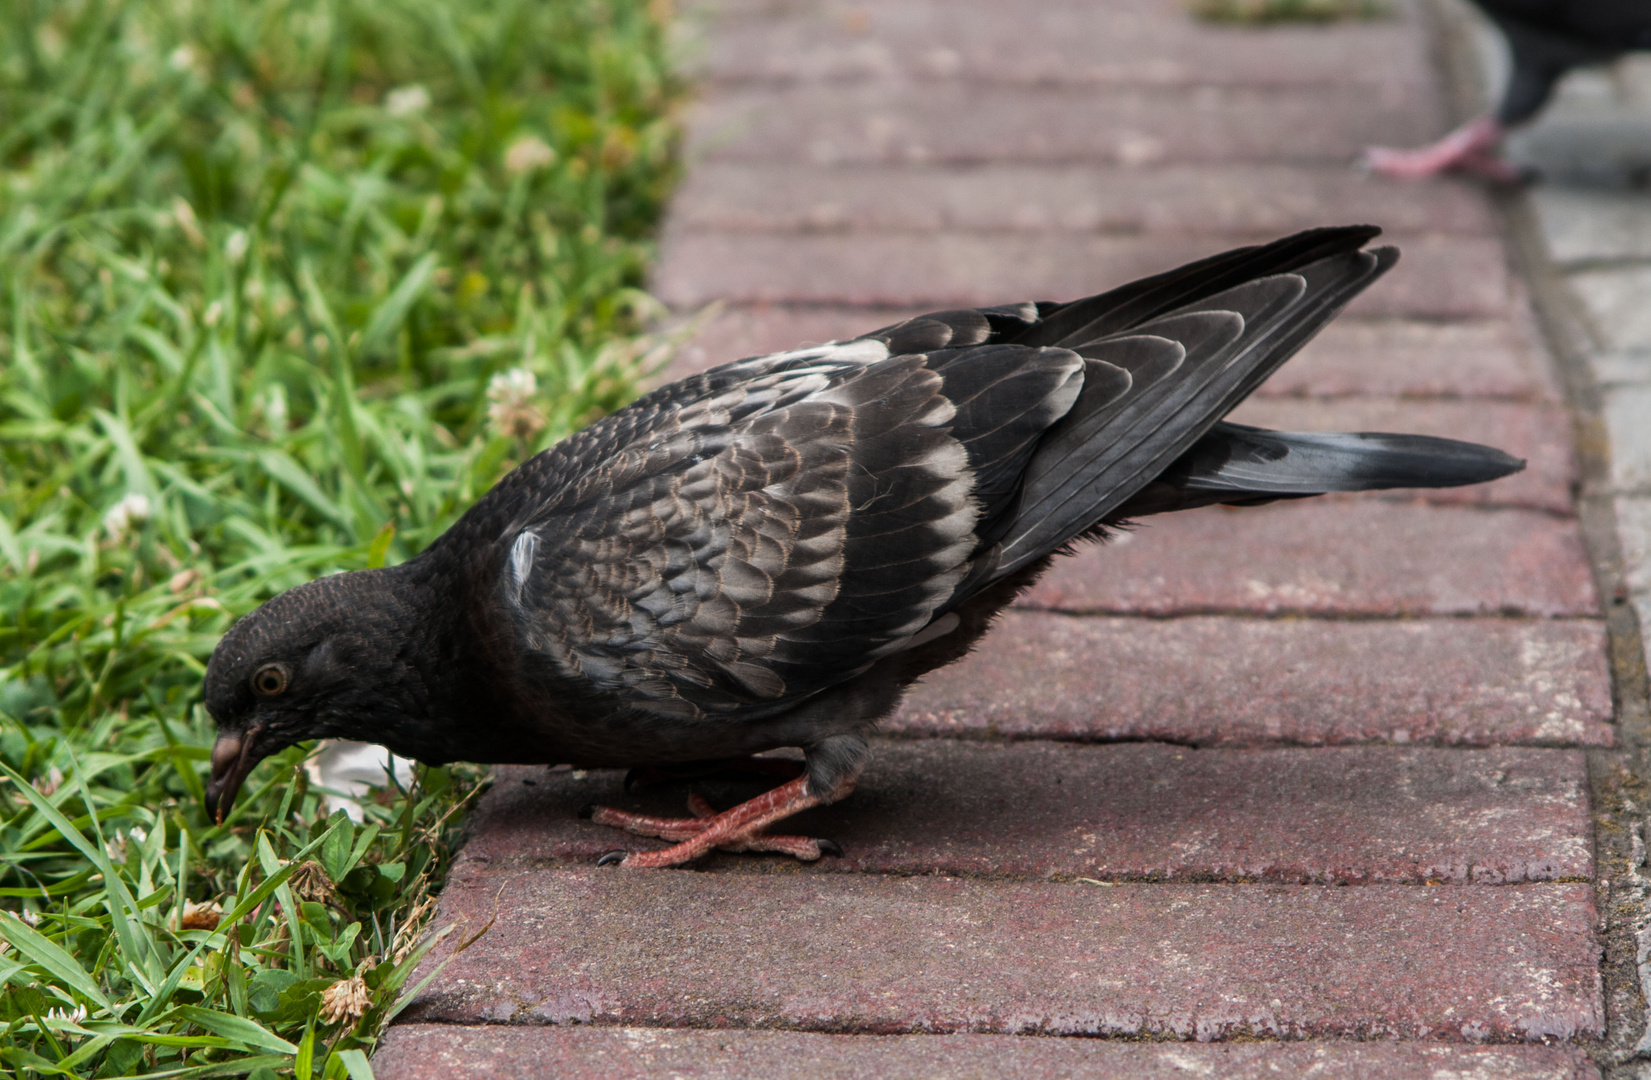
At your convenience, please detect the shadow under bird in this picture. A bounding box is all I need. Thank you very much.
[1365,0,1651,181]
[203,226,1523,868]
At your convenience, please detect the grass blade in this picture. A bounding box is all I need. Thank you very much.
[176,1007,298,1055]
[0,913,114,1012]
[359,253,436,359]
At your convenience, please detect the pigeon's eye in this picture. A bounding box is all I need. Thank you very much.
[251,664,289,697]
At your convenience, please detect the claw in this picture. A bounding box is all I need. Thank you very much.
[817,838,843,858]
[596,850,627,867]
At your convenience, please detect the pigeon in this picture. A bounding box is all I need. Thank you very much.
[1365,0,1651,181]
[202,226,1523,868]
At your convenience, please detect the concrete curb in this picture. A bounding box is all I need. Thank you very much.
[1429,1,1651,1073]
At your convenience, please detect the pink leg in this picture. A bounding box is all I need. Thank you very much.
[1362,116,1525,183]
[584,774,848,868]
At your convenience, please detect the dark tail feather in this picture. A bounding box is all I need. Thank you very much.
[1113,422,1526,517]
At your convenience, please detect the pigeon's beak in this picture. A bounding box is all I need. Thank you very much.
[204,725,261,825]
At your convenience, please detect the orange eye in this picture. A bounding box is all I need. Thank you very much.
[251,663,289,697]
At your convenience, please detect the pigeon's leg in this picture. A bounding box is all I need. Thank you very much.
[581,803,713,843]
[587,773,851,868]
[1362,116,1524,183]
[622,755,806,792]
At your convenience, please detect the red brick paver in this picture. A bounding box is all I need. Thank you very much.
[376,1028,1601,1080]
[403,872,1601,1042]
[697,0,1436,92]
[1018,502,1595,617]
[690,84,1440,166]
[670,163,1498,236]
[654,232,1515,316]
[890,614,1612,747]
[380,0,1615,1074]
[457,743,1594,883]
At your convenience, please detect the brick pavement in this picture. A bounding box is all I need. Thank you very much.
[375,0,1628,1075]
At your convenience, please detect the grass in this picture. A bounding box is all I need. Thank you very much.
[1189,0,1386,23]
[0,0,681,1075]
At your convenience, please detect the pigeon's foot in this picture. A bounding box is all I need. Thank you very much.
[1361,116,1524,183]
[585,774,845,868]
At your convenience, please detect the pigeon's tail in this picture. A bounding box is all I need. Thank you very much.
[1113,421,1525,517]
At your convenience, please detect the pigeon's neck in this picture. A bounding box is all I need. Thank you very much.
[374,548,533,764]
[334,563,451,717]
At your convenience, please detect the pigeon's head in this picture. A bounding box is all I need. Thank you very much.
[202,569,418,823]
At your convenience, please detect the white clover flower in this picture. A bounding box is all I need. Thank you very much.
[225,229,249,264]
[486,367,546,441]
[104,493,152,539]
[489,366,535,400]
[45,1004,88,1025]
[385,85,431,116]
[504,135,555,175]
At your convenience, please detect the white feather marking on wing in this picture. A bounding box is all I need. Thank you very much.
[508,530,539,604]
[762,339,890,366]
[717,338,891,383]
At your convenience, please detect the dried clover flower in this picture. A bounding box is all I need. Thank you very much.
[320,975,370,1025]
[180,900,222,931]
[288,860,336,904]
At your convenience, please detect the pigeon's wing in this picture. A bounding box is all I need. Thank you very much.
[986,230,1395,574]
[494,340,1086,722]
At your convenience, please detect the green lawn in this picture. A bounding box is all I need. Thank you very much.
[0,0,681,1074]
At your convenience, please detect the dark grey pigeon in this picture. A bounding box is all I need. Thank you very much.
[1366,0,1651,181]
[202,226,1523,868]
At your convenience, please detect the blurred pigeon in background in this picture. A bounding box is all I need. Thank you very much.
[199,226,1524,868]
[1365,0,1651,181]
